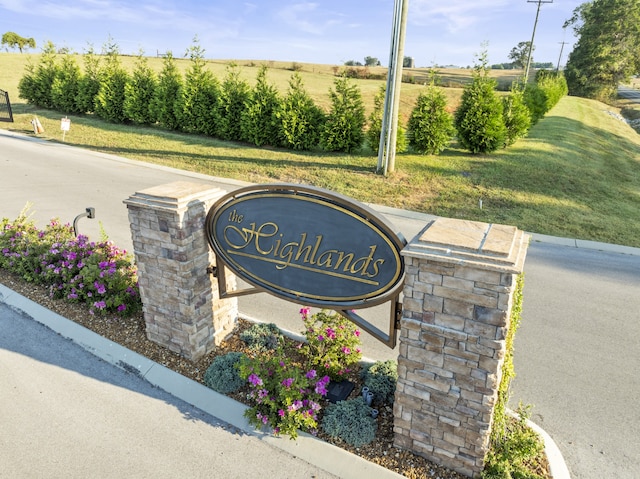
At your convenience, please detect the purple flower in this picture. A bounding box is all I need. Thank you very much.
[117,304,126,312]
[93,300,106,310]
[317,335,324,342]
[281,377,294,388]
[305,369,317,379]
[93,281,106,294]
[278,409,285,417]
[248,374,263,386]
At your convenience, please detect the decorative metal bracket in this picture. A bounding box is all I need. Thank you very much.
[208,257,402,349]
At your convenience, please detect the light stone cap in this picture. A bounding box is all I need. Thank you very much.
[123,181,226,213]
[402,218,529,274]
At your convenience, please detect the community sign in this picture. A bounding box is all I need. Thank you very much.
[205,184,405,310]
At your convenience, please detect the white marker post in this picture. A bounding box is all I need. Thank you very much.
[60,117,71,141]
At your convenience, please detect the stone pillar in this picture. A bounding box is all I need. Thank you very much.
[394,218,529,478]
[124,181,237,361]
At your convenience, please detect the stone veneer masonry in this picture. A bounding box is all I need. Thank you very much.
[394,218,529,478]
[124,181,238,361]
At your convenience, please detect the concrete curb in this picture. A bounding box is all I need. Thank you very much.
[0,283,572,478]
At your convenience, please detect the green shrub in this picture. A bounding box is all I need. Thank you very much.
[366,85,408,155]
[175,40,221,136]
[18,41,59,108]
[523,84,547,125]
[454,54,506,154]
[124,52,157,125]
[241,65,282,147]
[203,352,246,394]
[299,308,362,381]
[240,322,283,353]
[361,360,398,404]
[238,349,330,439]
[76,46,102,114]
[94,42,129,123]
[51,52,82,114]
[321,397,377,447]
[277,72,325,150]
[502,85,531,147]
[407,84,454,155]
[152,52,183,131]
[320,76,365,153]
[217,64,250,141]
[0,206,141,316]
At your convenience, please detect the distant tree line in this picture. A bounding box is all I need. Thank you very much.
[18,40,567,157]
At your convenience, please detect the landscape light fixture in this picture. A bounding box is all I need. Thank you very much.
[524,0,553,82]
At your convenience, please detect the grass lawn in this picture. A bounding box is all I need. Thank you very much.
[1,53,639,247]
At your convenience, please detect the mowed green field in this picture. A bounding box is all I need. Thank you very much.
[1,53,639,247]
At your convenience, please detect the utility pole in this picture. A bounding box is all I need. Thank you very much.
[556,41,567,72]
[377,0,409,176]
[524,0,553,82]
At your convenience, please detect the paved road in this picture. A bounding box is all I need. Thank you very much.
[0,301,338,479]
[618,85,640,101]
[1,129,640,478]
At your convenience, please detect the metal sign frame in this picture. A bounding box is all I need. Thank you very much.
[205,183,406,348]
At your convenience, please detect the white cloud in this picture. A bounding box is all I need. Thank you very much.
[276,2,344,35]
[410,0,511,32]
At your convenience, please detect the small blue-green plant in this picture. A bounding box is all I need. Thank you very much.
[361,359,398,405]
[240,322,283,353]
[321,397,377,447]
[203,352,246,394]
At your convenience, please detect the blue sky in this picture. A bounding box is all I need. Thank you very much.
[0,0,583,67]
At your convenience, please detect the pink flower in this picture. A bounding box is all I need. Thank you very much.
[354,330,361,337]
[342,347,351,355]
[278,409,285,417]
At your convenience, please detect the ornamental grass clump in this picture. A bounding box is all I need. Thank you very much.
[238,350,330,439]
[203,352,246,394]
[299,308,362,381]
[321,397,377,447]
[0,207,140,317]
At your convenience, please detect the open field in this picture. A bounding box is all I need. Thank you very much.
[1,53,639,247]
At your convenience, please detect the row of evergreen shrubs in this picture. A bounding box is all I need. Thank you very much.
[18,41,567,157]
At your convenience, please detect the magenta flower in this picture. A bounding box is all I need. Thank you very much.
[342,347,351,355]
[278,409,285,417]
[248,373,263,386]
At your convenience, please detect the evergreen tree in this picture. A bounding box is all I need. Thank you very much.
[454,50,506,154]
[124,52,157,124]
[94,40,129,123]
[152,52,183,130]
[51,51,82,113]
[76,45,102,114]
[217,64,250,141]
[240,65,282,147]
[277,72,325,150]
[18,41,58,108]
[407,84,454,155]
[175,39,220,136]
[502,83,531,147]
[320,76,365,153]
[564,0,640,100]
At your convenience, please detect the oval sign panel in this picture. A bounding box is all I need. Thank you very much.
[205,184,405,309]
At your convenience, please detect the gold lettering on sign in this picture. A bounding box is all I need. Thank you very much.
[222,220,385,284]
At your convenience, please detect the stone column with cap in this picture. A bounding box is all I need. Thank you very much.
[124,181,237,361]
[394,218,529,478]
